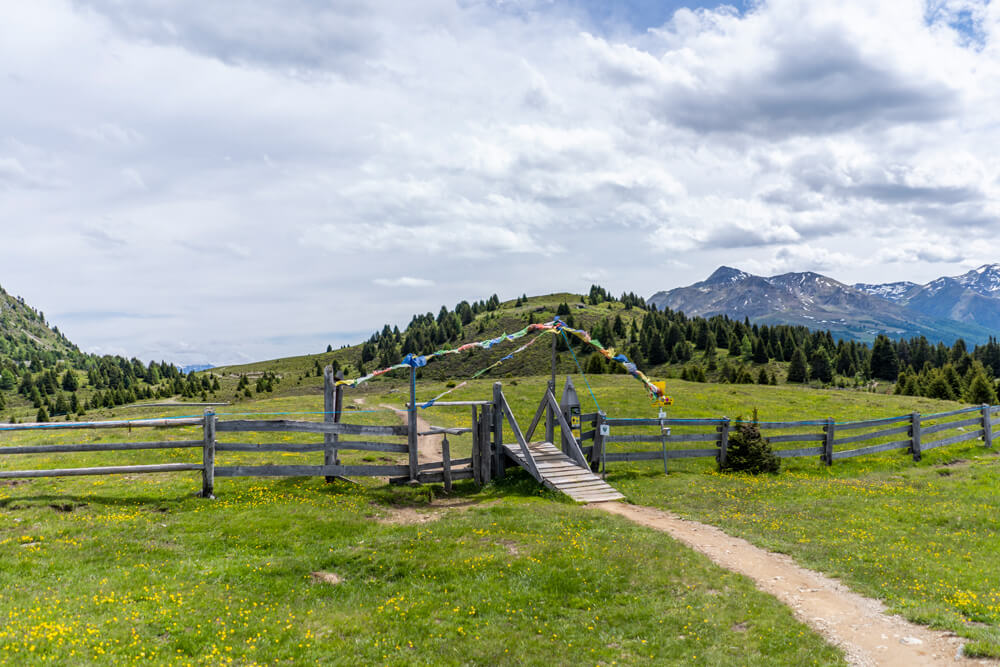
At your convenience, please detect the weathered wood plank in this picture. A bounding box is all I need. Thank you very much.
[921,429,984,451]
[418,427,473,436]
[756,420,830,430]
[0,440,202,455]
[441,436,452,492]
[417,457,473,471]
[215,464,411,477]
[202,410,215,498]
[416,400,490,407]
[983,405,994,448]
[604,448,717,462]
[832,424,911,446]
[925,407,982,420]
[718,418,730,468]
[0,463,203,479]
[834,415,911,431]
[0,417,203,432]
[606,433,717,444]
[216,440,409,454]
[823,418,834,466]
[767,433,826,444]
[414,469,475,484]
[215,420,407,436]
[605,418,724,427]
[774,446,824,458]
[830,439,911,460]
[921,417,981,435]
[408,367,418,481]
[910,412,921,462]
[579,429,596,442]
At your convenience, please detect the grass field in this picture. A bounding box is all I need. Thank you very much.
[3,372,999,663]
[0,426,841,665]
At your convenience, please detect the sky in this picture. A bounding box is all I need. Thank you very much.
[2,0,999,366]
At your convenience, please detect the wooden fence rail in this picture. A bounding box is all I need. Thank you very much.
[597,404,998,471]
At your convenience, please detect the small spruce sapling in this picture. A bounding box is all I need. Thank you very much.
[719,408,780,474]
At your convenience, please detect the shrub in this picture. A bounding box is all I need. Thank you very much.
[720,410,780,475]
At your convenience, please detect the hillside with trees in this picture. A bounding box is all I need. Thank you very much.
[213,285,1000,407]
[0,284,192,422]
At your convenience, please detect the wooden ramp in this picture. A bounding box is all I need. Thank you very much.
[503,441,624,503]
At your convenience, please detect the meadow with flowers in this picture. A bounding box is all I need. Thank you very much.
[2,372,998,662]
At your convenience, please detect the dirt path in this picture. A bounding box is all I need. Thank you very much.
[595,502,990,666]
[353,397,444,463]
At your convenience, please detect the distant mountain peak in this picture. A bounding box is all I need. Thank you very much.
[649,266,996,345]
[705,266,751,284]
[956,264,1000,294]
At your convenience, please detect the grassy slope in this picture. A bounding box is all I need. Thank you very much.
[0,396,841,665]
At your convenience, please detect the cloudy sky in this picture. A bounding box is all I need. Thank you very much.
[2,0,999,365]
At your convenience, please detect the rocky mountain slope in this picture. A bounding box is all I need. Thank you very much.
[649,266,995,344]
[855,264,1000,331]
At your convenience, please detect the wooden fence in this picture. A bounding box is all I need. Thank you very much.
[2,372,999,497]
[585,404,1000,472]
[0,410,436,497]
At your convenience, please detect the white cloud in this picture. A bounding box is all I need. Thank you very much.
[0,0,998,364]
[373,277,435,288]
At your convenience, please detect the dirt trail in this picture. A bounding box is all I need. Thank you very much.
[351,397,444,463]
[595,502,990,667]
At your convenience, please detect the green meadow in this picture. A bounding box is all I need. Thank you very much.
[2,372,1000,662]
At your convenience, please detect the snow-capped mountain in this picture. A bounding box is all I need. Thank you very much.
[855,264,1000,331]
[649,266,995,344]
[852,281,920,303]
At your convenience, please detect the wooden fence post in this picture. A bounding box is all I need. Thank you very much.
[718,417,730,468]
[493,382,505,479]
[408,366,418,483]
[441,435,452,493]
[202,409,216,498]
[323,367,343,482]
[910,412,922,462]
[590,412,605,473]
[982,404,993,448]
[480,403,492,483]
[823,417,834,466]
[471,406,482,486]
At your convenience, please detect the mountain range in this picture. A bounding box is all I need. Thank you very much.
[648,265,1000,345]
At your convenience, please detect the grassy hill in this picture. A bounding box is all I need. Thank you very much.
[0,285,79,361]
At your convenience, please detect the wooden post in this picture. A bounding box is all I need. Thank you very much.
[546,334,556,444]
[408,366,418,483]
[323,367,343,482]
[982,404,993,447]
[660,417,669,474]
[910,412,922,462]
[492,382,505,479]
[441,435,452,493]
[201,409,216,498]
[823,417,834,466]
[590,412,605,473]
[471,406,482,486]
[480,403,492,483]
[718,417,730,468]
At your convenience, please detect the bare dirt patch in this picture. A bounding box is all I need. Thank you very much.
[595,502,992,667]
[374,498,500,526]
[310,571,343,586]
